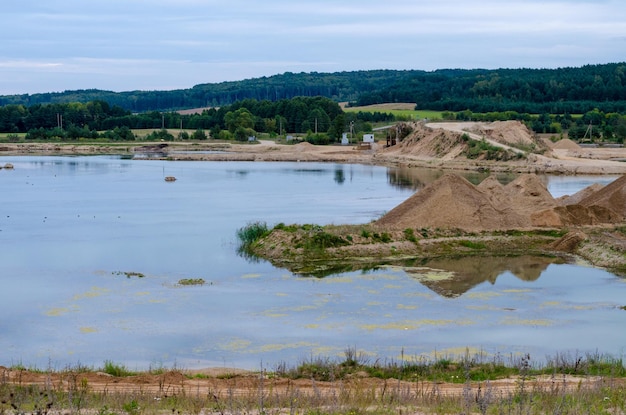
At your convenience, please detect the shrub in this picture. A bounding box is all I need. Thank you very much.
[102,360,135,377]
[404,228,418,243]
[305,231,349,251]
[458,240,486,249]
[236,221,269,248]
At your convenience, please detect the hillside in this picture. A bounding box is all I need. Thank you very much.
[1,63,626,113]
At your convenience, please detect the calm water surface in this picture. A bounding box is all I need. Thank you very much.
[0,156,624,370]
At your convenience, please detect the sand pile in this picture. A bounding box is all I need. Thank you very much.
[499,174,556,213]
[381,123,465,160]
[557,183,604,206]
[578,175,626,217]
[552,138,582,151]
[471,121,536,147]
[531,175,625,226]
[377,173,626,231]
[376,174,528,231]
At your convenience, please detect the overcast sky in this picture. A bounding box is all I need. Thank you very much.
[1,0,625,95]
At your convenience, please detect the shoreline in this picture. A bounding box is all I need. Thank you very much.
[3,133,626,175]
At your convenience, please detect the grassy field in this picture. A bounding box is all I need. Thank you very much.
[341,102,443,120]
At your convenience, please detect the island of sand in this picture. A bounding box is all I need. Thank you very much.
[247,172,626,277]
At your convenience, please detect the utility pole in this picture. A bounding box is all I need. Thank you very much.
[583,121,593,141]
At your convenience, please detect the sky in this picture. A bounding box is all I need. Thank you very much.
[1,0,625,95]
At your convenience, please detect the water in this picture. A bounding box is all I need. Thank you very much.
[0,156,624,370]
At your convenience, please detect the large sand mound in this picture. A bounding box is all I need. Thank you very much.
[578,175,626,217]
[557,183,604,206]
[552,138,582,151]
[469,121,536,147]
[376,174,529,231]
[377,173,626,231]
[381,123,465,160]
[381,121,544,162]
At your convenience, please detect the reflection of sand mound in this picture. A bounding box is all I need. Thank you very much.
[377,173,626,231]
[407,256,559,298]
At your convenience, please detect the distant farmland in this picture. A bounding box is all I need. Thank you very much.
[341,102,442,120]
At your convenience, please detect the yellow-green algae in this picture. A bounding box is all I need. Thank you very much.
[241,273,262,279]
[501,316,553,326]
[256,342,317,353]
[44,305,79,316]
[383,284,404,289]
[360,318,473,331]
[72,286,110,300]
[215,338,252,352]
[465,291,502,300]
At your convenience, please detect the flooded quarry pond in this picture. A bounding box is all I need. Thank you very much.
[0,156,624,370]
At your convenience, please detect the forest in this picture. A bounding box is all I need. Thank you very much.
[0,96,395,142]
[1,63,625,114]
[1,63,626,143]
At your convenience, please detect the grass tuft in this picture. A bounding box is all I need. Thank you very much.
[102,360,135,377]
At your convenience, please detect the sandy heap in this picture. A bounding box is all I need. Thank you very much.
[469,120,536,148]
[551,138,582,151]
[376,173,626,231]
[380,120,545,162]
[380,123,465,160]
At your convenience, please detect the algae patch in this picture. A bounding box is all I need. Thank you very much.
[501,317,553,326]
[360,319,458,331]
[72,287,110,300]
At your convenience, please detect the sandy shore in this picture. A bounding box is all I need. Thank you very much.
[3,122,626,175]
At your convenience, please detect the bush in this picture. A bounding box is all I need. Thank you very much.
[236,221,269,248]
[145,128,174,141]
[305,231,350,251]
[404,228,418,243]
[192,128,207,140]
[102,360,135,377]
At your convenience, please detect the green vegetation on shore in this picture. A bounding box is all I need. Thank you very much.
[237,222,574,277]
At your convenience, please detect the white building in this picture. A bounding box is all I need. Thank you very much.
[341,132,349,145]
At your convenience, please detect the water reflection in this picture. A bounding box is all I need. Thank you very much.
[334,167,345,184]
[402,255,566,298]
[385,166,517,191]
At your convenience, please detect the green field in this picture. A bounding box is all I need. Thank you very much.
[342,103,443,120]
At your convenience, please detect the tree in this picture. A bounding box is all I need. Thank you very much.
[192,128,208,140]
[224,108,255,133]
[327,114,346,142]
